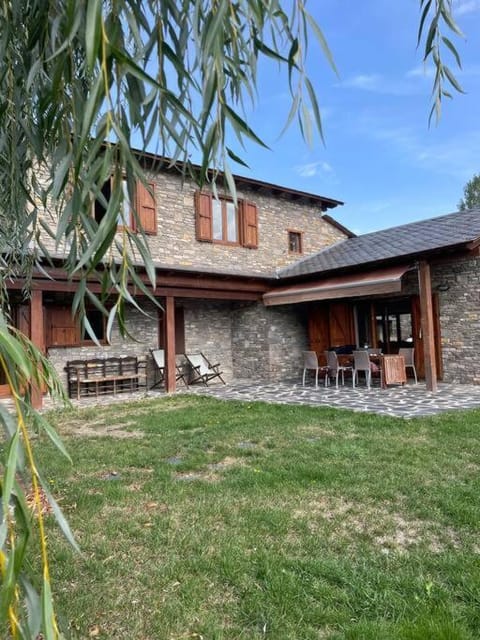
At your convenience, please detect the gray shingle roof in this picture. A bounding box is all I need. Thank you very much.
[278,208,480,279]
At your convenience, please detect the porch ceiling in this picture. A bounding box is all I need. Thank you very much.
[263,264,412,306]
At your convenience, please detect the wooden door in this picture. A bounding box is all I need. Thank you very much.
[329,302,355,348]
[411,294,442,380]
[308,302,355,364]
[308,304,329,360]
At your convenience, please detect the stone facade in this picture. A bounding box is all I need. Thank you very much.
[431,256,480,384]
[182,299,235,381]
[48,301,159,390]
[47,297,308,393]
[384,258,480,385]
[40,164,348,394]
[45,253,480,394]
[144,171,347,274]
[39,165,348,275]
[231,302,308,382]
[181,299,308,384]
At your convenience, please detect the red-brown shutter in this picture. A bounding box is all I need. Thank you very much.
[195,191,213,241]
[46,306,79,347]
[241,200,258,248]
[136,180,157,235]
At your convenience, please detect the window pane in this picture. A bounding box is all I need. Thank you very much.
[94,180,111,223]
[226,202,237,242]
[289,231,302,253]
[212,199,223,240]
[82,309,105,342]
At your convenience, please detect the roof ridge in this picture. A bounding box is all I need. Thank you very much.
[346,207,480,241]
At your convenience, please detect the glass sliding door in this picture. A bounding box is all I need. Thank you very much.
[355,298,413,353]
[375,299,413,354]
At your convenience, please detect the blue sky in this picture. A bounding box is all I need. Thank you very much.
[230,0,480,235]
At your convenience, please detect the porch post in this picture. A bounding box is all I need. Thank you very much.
[30,289,44,409]
[165,295,176,393]
[418,261,437,392]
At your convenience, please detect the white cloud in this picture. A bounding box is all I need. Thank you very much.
[342,74,383,91]
[454,0,480,15]
[338,72,420,96]
[353,115,480,181]
[406,65,436,79]
[294,161,334,178]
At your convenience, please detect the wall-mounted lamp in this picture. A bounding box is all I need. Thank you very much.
[436,282,450,292]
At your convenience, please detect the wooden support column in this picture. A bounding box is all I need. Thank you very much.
[418,261,437,392]
[164,296,176,393]
[30,289,44,409]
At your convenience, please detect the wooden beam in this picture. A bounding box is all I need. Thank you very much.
[27,266,270,294]
[164,296,176,393]
[30,289,44,409]
[418,261,437,392]
[8,277,265,301]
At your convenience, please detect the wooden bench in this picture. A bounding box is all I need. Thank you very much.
[65,356,147,399]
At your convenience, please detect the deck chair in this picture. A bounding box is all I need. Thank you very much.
[185,353,225,386]
[150,349,188,388]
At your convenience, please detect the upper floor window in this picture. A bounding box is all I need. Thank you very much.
[212,198,238,243]
[195,191,258,248]
[288,230,303,254]
[93,177,157,235]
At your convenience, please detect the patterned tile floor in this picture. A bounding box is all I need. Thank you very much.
[47,378,480,419]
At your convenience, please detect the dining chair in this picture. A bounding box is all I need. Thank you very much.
[302,351,328,388]
[353,350,372,389]
[325,350,352,388]
[398,347,418,384]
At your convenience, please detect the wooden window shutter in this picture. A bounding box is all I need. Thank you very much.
[195,191,213,241]
[135,180,157,235]
[241,200,259,249]
[46,306,79,347]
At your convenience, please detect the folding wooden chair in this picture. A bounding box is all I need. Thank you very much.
[150,349,188,388]
[185,353,225,386]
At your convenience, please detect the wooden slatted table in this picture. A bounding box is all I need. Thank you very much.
[381,355,406,388]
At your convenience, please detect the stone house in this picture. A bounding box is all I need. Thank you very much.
[4,153,480,406]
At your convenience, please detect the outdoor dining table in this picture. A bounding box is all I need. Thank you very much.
[335,352,406,388]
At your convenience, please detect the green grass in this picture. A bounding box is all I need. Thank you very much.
[28,396,480,638]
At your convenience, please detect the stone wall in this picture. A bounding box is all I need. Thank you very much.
[46,254,480,393]
[399,258,480,384]
[431,256,480,384]
[231,302,308,382]
[39,166,348,276]
[182,299,234,382]
[145,172,347,274]
[48,301,159,390]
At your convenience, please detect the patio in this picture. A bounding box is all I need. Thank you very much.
[44,379,480,419]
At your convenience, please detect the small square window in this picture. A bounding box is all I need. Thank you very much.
[288,231,303,254]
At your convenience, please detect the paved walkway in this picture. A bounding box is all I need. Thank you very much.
[180,379,480,419]
[49,378,480,419]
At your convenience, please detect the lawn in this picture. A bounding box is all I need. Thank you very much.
[30,396,480,639]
